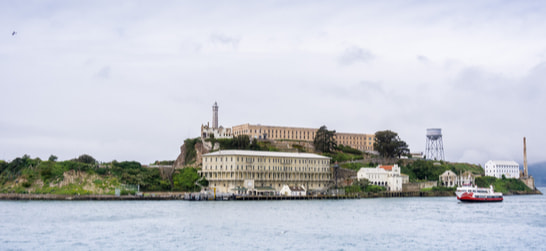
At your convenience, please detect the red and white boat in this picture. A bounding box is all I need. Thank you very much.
[455,185,503,202]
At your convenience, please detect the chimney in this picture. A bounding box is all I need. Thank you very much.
[523,137,529,178]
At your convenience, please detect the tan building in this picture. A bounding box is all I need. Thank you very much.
[200,150,331,194]
[232,123,375,151]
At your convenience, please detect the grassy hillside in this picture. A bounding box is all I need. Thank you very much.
[401,160,483,182]
[0,155,204,195]
[475,176,533,194]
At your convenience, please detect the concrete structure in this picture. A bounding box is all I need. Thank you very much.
[439,170,476,187]
[280,185,307,196]
[521,137,536,190]
[201,123,232,139]
[402,181,437,192]
[401,173,410,184]
[484,160,520,179]
[439,170,458,187]
[458,171,475,185]
[232,123,375,152]
[200,150,331,194]
[357,164,407,191]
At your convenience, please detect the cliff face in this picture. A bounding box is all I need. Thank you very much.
[173,140,210,169]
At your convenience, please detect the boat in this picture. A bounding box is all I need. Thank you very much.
[455,184,503,202]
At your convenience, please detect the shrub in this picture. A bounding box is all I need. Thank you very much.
[365,185,386,193]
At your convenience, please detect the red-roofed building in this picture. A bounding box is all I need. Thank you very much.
[379,165,393,171]
[357,164,407,191]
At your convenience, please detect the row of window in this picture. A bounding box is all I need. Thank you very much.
[204,156,329,165]
[203,164,329,173]
[204,172,330,180]
[213,182,328,188]
[233,127,374,144]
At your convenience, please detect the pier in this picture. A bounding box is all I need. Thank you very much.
[183,191,455,201]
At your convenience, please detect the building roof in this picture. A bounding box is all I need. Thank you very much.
[379,165,393,171]
[486,160,519,166]
[440,170,457,176]
[203,150,330,159]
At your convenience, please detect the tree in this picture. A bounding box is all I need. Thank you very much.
[173,167,201,191]
[75,154,97,164]
[373,130,410,159]
[48,155,58,162]
[313,125,337,153]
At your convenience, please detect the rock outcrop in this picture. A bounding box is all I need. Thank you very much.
[173,140,211,169]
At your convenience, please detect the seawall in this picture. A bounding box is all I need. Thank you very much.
[1,189,540,201]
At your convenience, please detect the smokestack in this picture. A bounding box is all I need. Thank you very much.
[523,137,529,178]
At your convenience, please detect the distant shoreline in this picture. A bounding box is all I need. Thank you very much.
[0,189,541,201]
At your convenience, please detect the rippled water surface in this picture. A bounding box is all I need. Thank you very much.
[1,189,545,250]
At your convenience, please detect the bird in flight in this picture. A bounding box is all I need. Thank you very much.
[12,31,17,36]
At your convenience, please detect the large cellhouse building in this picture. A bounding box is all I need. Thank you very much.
[484,160,520,179]
[200,102,376,152]
[200,150,332,194]
[232,123,375,152]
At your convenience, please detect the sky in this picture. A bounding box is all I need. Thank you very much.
[1,0,545,166]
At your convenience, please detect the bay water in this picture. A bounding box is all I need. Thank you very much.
[1,189,545,250]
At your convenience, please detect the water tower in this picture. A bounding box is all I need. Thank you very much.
[425,128,445,161]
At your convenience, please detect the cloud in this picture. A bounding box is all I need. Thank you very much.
[2,1,546,166]
[417,55,430,64]
[210,33,240,49]
[338,46,374,65]
[96,66,111,79]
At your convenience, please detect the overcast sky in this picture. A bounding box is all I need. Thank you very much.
[1,1,545,166]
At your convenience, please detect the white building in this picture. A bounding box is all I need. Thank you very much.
[201,102,233,140]
[484,160,520,179]
[200,150,331,194]
[357,164,406,191]
[280,185,306,196]
[201,123,232,139]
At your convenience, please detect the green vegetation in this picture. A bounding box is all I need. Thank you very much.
[323,145,367,164]
[336,145,362,155]
[0,154,205,195]
[325,152,363,163]
[401,160,483,182]
[420,186,457,192]
[74,154,97,164]
[475,176,532,194]
[373,130,409,158]
[209,135,278,152]
[172,167,204,192]
[154,160,175,165]
[344,179,386,194]
[340,162,376,171]
[313,125,337,153]
[183,138,201,164]
[291,144,306,152]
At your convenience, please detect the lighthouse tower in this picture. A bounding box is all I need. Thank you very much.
[212,102,218,129]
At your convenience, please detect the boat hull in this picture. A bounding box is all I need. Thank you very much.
[457,196,503,202]
[456,191,503,202]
